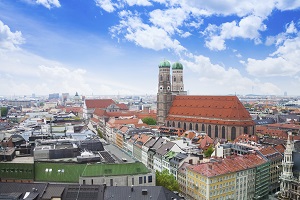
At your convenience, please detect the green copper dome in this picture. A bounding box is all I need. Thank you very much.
[172,62,183,70]
[159,60,171,68]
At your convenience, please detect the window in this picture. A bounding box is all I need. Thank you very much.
[139,177,143,184]
[132,177,134,185]
[110,179,113,186]
[148,175,152,183]
[144,176,146,183]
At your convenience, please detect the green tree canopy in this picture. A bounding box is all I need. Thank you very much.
[156,169,179,192]
[97,129,103,138]
[1,107,8,117]
[142,117,156,125]
[204,145,214,157]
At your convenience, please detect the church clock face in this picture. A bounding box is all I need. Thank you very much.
[180,87,183,91]
[160,86,163,91]
[167,86,170,91]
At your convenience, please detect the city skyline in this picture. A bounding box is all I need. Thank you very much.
[0,1,300,96]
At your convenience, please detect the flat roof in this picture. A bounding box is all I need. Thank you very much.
[8,156,34,164]
[104,144,136,163]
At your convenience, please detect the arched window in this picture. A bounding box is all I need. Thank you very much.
[174,76,176,82]
[160,75,163,81]
[244,127,248,134]
[189,123,192,130]
[167,121,170,127]
[180,76,183,81]
[215,125,218,138]
[167,75,169,81]
[195,124,199,131]
[178,122,181,128]
[231,127,236,141]
[222,126,226,139]
[172,121,175,127]
[202,124,205,132]
[183,123,186,130]
[208,125,211,137]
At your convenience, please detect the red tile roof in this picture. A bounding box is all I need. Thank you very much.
[116,103,129,110]
[234,134,259,143]
[64,107,82,113]
[197,135,214,150]
[188,153,266,177]
[167,95,254,126]
[274,144,285,154]
[85,99,115,109]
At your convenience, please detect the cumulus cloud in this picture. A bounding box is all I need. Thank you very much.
[95,0,119,13]
[265,21,298,46]
[276,0,300,10]
[149,8,188,34]
[0,20,25,50]
[110,10,186,53]
[246,34,300,77]
[35,0,61,9]
[125,0,151,6]
[180,54,281,95]
[204,15,266,51]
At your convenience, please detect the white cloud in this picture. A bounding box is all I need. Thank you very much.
[0,20,25,50]
[265,21,298,46]
[95,0,118,13]
[181,32,191,38]
[276,0,300,10]
[204,15,266,51]
[35,0,61,9]
[246,35,300,77]
[180,54,281,95]
[125,0,151,6]
[110,10,186,53]
[149,8,188,34]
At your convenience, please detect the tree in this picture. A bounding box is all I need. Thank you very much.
[142,117,156,125]
[0,107,8,117]
[204,146,214,157]
[156,169,179,192]
[97,129,103,138]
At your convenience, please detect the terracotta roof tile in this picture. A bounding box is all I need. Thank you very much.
[85,99,115,109]
[188,154,266,177]
[116,103,129,110]
[166,95,254,126]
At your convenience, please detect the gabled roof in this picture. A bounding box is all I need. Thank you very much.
[234,134,259,143]
[188,154,266,177]
[144,137,157,148]
[155,141,176,156]
[197,135,214,149]
[85,99,115,109]
[116,103,129,110]
[134,134,151,148]
[167,95,254,126]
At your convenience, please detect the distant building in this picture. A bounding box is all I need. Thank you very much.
[8,100,31,108]
[48,93,59,100]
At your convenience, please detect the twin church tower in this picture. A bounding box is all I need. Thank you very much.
[156,60,187,125]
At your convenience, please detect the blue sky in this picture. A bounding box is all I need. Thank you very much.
[0,0,300,97]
